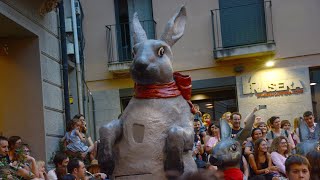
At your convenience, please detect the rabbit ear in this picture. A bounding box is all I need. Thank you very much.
[220,119,231,140]
[160,6,186,47]
[237,114,255,145]
[299,120,311,142]
[133,12,148,45]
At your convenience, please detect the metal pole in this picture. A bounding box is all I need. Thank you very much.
[71,0,84,114]
[58,1,71,122]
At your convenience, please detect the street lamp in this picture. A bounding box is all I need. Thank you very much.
[265,61,275,67]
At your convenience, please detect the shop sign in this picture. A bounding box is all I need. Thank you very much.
[242,76,304,97]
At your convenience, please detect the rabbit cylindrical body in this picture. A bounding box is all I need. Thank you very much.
[112,97,196,179]
[98,6,197,179]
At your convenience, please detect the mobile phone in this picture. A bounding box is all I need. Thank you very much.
[258,105,267,110]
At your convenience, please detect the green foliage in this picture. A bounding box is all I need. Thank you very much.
[0,158,20,180]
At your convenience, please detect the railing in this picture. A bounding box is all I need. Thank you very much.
[106,20,157,64]
[211,1,274,51]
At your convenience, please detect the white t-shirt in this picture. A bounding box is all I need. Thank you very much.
[47,169,58,180]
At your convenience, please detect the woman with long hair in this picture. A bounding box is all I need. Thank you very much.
[205,123,220,154]
[8,136,22,161]
[244,128,263,156]
[292,117,301,145]
[248,138,279,180]
[270,136,291,176]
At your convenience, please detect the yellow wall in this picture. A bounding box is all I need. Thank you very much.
[0,38,45,160]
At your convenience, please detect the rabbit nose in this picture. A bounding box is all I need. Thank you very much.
[134,61,148,71]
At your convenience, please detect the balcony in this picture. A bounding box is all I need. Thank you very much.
[106,20,156,73]
[211,1,275,61]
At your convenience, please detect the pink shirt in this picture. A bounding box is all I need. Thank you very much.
[271,151,287,174]
[206,137,219,148]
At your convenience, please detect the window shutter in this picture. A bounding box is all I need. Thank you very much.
[219,0,267,48]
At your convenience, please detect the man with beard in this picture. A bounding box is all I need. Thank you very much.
[231,112,243,139]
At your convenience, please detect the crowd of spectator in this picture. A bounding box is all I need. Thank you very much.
[1,108,319,180]
[192,105,320,180]
[0,114,106,180]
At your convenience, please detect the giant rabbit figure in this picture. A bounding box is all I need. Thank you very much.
[98,6,197,180]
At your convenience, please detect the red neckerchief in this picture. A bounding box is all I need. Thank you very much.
[134,72,196,113]
[223,168,243,180]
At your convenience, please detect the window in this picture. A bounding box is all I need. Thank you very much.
[114,0,155,62]
[191,87,238,121]
[219,0,267,47]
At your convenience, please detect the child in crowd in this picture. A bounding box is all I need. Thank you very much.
[285,155,310,180]
[36,160,48,180]
[202,113,211,129]
[221,111,232,128]
[65,118,94,158]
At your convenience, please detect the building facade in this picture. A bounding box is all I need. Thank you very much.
[0,0,95,165]
[0,0,64,162]
[81,0,320,136]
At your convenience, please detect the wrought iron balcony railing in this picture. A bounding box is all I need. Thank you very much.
[106,20,156,68]
[211,1,275,59]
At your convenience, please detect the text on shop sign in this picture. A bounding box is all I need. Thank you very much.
[242,76,304,97]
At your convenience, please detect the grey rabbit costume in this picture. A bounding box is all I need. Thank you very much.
[98,6,197,180]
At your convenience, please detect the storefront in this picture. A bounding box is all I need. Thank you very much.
[237,66,314,125]
[118,66,319,126]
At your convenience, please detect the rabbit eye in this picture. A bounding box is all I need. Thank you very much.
[157,47,165,57]
[230,144,237,151]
